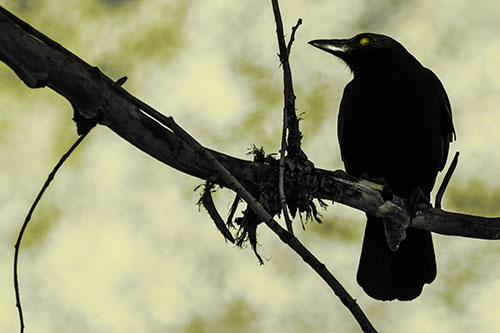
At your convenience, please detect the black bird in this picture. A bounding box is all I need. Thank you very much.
[309,33,455,301]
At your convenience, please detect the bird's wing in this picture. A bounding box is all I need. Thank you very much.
[423,68,456,142]
[424,68,456,170]
[337,82,348,167]
[337,80,359,175]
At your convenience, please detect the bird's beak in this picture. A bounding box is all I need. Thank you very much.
[308,39,351,56]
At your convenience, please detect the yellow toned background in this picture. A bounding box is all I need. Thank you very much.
[1,0,500,332]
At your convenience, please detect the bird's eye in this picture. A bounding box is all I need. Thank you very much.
[359,37,370,46]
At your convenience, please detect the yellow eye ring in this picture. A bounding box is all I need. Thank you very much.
[360,37,370,46]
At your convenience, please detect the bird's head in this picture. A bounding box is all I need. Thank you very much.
[308,33,417,75]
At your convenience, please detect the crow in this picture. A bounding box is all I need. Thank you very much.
[309,33,455,301]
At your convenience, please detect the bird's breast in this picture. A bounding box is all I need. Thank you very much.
[338,76,445,196]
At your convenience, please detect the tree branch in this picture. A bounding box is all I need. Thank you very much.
[276,16,303,235]
[271,1,303,157]
[1,2,499,247]
[166,116,377,333]
[269,3,375,330]
[3,4,500,331]
[1,2,499,253]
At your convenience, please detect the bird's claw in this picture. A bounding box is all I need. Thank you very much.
[408,187,431,218]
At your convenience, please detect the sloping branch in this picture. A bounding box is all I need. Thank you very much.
[269,2,374,330]
[0,6,499,244]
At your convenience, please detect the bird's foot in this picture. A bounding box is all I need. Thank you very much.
[408,187,431,218]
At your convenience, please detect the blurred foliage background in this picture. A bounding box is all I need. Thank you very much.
[1,0,500,332]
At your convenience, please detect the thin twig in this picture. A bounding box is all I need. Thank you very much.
[287,18,303,55]
[201,182,235,243]
[279,99,293,234]
[166,115,377,333]
[279,128,294,234]
[435,151,459,209]
[271,1,303,156]
[276,16,303,235]
[227,194,240,229]
[277,19,302,235]
[14,131,90,333]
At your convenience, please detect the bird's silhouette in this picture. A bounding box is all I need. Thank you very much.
[309,33,455,301]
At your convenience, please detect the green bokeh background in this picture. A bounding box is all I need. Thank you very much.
[1,0,500,332]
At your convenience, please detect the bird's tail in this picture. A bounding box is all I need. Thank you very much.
[356,215,437,301]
